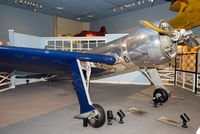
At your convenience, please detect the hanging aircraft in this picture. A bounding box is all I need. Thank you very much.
[168,0,200,31]
[0,20,197,128]
[75,26,106,37]
[57,26,106,37]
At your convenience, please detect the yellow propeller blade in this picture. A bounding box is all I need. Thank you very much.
[140,20,175,34]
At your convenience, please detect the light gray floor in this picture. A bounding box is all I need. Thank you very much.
[0,81,200,134]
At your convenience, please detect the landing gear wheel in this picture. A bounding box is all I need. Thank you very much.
[153,88,168,103]
[88,104,105,128]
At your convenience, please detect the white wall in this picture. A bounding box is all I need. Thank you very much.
[0,4,53,42]
[56,17,89,35]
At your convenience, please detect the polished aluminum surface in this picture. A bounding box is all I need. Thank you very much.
[90,23,177,71]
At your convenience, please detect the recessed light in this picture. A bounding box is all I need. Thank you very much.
[124,4,132,8]
[77,17,81,20]
[87,14,93,18]
[138,0,141,5]
[56,6,64,10]
[36,3,39,8]
[27,2,30,6]
[142,0,145,4]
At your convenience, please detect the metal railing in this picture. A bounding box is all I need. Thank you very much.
[175,71,195,92]
[174,52,200,94]
[45,39,106,52]
[0,72,15,93]
[158,69,174,85]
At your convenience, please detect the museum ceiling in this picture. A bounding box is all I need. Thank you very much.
[0,0,168,22]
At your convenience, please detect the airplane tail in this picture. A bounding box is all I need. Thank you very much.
[99,26,106,34]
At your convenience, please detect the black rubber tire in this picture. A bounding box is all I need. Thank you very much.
[153,88,168,103]
[88,104,105,128]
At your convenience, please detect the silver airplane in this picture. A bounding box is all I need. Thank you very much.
[0,20,197,128]
[78,20,197,127]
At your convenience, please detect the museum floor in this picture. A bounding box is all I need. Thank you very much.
[0,81,199,134]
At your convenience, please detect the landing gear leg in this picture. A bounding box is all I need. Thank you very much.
[70,59,105,128]
[142,69,169,104]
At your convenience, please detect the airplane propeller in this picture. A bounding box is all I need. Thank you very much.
[139,20,174,34]
[140,20,199,47]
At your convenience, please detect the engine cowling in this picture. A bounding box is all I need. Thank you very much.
[121,24,177,67]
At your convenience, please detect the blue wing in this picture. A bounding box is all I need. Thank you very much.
[0,46,116,115]
[0,46,116,74]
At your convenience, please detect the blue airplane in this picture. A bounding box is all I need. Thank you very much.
[0,20,196,128]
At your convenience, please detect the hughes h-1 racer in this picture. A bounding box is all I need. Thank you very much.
[0,20,197,128]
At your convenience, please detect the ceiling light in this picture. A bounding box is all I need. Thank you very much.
[151,0,154,3]
[113,8,116,12]
[142,0,145,4]
[56,6,64,10]
[124,4,132,8]
[138,0,141,5]
[77,17,81,21]
[87,14,93,18]
[12,0,42,12]
[36,3,39,8]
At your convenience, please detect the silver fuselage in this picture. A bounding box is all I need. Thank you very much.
[89,24,177,73]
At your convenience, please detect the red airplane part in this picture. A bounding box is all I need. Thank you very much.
[74,26,106,37]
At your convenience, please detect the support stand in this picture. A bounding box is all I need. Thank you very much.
[117,110,125,124]
[83,118,88,127]
[180,113,190,128]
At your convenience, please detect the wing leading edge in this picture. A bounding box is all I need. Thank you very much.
[0,46,116,74]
